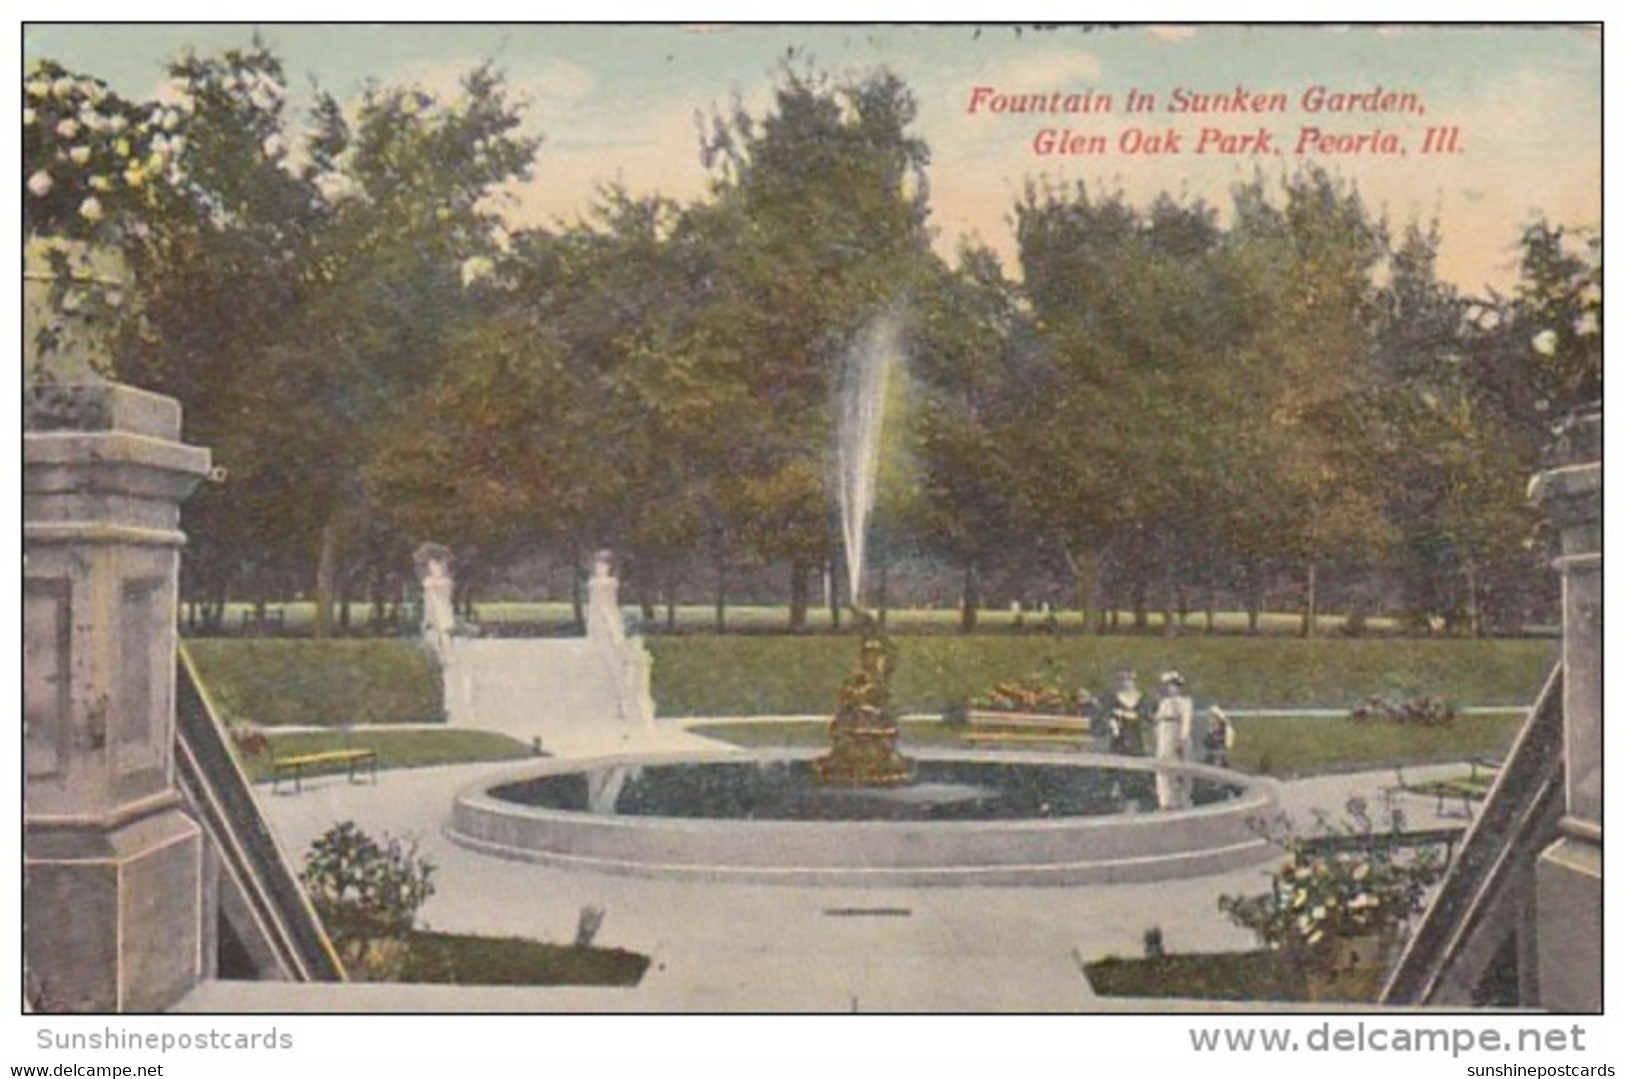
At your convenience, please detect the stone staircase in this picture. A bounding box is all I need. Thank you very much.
[440,638,711,756]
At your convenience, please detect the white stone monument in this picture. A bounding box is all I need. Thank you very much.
[585,551,654,730]
[417,546,457,666]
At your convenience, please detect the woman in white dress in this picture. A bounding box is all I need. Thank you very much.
[1153,670,1194,809]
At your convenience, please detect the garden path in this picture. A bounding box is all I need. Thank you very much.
[180,729,1476,1012]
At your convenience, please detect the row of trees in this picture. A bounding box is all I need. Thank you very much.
[24,44,1600,635]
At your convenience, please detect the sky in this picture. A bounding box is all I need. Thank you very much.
[22,23,1600,294]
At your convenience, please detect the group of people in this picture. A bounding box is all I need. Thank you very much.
[1089,668,1235,809]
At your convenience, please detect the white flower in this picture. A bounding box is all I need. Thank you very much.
[55,117,81,139]
[68,146,92,166]
[23,107,37,126]
[79,196,104,222]
[460,255,494,287]
[26,79,50,100]
[124,164,146,188]
[27,169,54,197]
[1575,311,1599,337]
[161,108,180,132]
[52,76,76,99]
[114,138,132,158]
[88,174,113,192]
[261,134,285,158]
[1532,329,1559,356]
[109,114,128,133]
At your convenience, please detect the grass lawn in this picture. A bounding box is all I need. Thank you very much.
[687,712,1524,779]
[232,728,536,783]
[649,635,1555,718]
[1224,712,1525,778]
[185,635,1552,760]
[1085,951,1324,1003]
[185,639,443,727]
[385,931,648,987]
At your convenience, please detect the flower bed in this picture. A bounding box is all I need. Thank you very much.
[1219,798,1444,980]
[1349,694,1458,727]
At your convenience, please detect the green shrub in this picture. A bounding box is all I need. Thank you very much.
[302,821,436,978]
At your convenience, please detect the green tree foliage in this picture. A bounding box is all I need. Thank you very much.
[29,45,539,631]
[911,242,1041,628]
[1371,223,1541,633]
[692,62,939,623]
[24,46,1585,634]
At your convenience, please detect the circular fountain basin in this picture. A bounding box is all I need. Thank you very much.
[447,748,1281,887]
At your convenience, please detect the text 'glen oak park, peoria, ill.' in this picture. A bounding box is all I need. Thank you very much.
[966,83,1462,157]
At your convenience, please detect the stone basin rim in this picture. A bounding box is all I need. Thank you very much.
[452,746,1282,831]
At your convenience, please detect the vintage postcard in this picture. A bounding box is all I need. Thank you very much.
[17,17,1603,1067]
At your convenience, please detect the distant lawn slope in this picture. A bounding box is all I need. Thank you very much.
[647,636,1556,718]
[185,640,443,728]
[182,636,1554,743]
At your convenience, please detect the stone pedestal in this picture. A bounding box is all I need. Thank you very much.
[24,383,211,1012]
[1527,405,1601,1012]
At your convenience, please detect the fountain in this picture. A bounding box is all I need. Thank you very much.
[446,312,1282,885]
[812,313,910,786]
[810,608,910,787]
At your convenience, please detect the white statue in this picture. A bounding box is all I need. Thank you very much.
[585,549,625,647]
[416,545,456,663]
[583,550,654,730]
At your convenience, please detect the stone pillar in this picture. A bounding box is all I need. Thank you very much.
[1527,404,1601,1012]
[24,383,212,1012]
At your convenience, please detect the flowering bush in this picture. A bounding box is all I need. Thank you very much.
[1348,694,1457,727]
[302,821,437,976]
[1219,799,1443,972]
[970,659,1090,716]
[230,725,270,758]
[24,60,183,241]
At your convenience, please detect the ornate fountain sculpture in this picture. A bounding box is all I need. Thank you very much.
[812,606,911,787]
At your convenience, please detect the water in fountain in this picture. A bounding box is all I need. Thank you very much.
[837,312,903,606]
[818,313,911,787]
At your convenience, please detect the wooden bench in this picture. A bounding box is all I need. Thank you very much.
[1300,825,1467,869]
[961,710,1094,749]
[1389,761,1500,819]
[271,748,379,794]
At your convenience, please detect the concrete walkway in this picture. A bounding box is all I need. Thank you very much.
[179,722,1481,1013]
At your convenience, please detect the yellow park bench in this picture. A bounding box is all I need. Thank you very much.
[270,746,379,794]
[961,710,1095,749]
